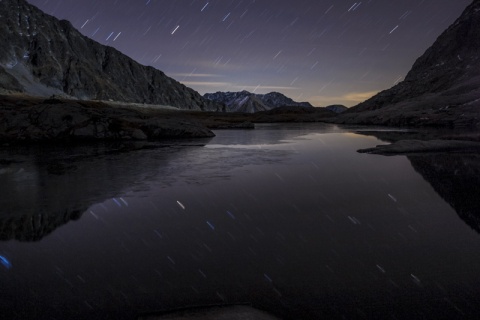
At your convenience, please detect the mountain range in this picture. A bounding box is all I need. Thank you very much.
[204,91,313,113]
[335,0,480,128]
[1,0,479,127]
[0,0,222,111]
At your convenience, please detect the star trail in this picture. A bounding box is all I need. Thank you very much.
[27,0,471,106]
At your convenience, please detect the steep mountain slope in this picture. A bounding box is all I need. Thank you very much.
[336,0,480,127]
[0,0,223,111]
[204,90,313,113]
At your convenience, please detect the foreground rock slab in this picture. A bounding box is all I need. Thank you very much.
[0,99,214,142]
[358,139,480,155]
[138,305,280,320]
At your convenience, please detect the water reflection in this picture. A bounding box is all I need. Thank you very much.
[408,154,480,233]
[0,138,293,241]
[208,123,344,146]
[1,125,480,320]
[355,129,480,234]
[0,141,211,241]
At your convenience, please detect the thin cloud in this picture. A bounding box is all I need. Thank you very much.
[181,81,232,87]
[181,81,299,92]
[238,85,299,91]
[343,91,379,102]
[310,90,378,106]
[169,73,224,78]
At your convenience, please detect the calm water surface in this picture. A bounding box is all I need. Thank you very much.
[1,123,480,319]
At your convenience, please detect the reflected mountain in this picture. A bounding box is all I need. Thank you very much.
[408,154,480,233]
[208,123,343,146]
[0,141,212,241]
[355,130,480,233]
[0,133,295,242]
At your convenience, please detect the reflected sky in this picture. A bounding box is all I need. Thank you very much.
[1,124,480,319]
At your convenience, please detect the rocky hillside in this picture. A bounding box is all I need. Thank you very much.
[204,90,313,113]
[0,95,215,142]
[335,0,480,127]
[0,0,223,111]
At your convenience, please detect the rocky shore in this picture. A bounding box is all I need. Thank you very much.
[358,139,480,155]
[356,129,480,155]
[0,95,214,143]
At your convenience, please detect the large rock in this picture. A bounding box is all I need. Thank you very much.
[358,139,480,155]
[335,0,480,128]
[0,99,214,142]
[0,0,223,111]
[204,90,313,113]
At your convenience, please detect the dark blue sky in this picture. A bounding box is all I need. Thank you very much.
[28,0,471,106]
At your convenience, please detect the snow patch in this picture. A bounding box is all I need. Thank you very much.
[5,59,18,69]
[238,95,249,106]
[1,61,67,97]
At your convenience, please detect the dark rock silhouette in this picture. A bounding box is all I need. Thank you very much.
[358,139,480,155]
[252,105,335,122]
[0,99,214,142]
[335,0,480,127]
[204,91,313,113]
[0,0,223,111]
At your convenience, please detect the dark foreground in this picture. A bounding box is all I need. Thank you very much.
[139,305,279,320]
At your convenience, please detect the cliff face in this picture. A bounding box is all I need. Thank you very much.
[337,0,480,127]
[204,91,313,113]
[0,0,223,111]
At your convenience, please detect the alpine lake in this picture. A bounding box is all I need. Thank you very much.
[1,123,480,319]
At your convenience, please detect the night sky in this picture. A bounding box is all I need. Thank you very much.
[27,0,471,107]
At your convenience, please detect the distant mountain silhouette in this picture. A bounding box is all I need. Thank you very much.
[336,0,480,128]
[204,91,313,113]
[325,105,347,114]
[0,0,223,111]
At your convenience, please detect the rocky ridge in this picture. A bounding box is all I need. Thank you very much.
[204,90,313,113]
[0,96,214,142]
[335,0,480,128]
[0,0,223,111]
